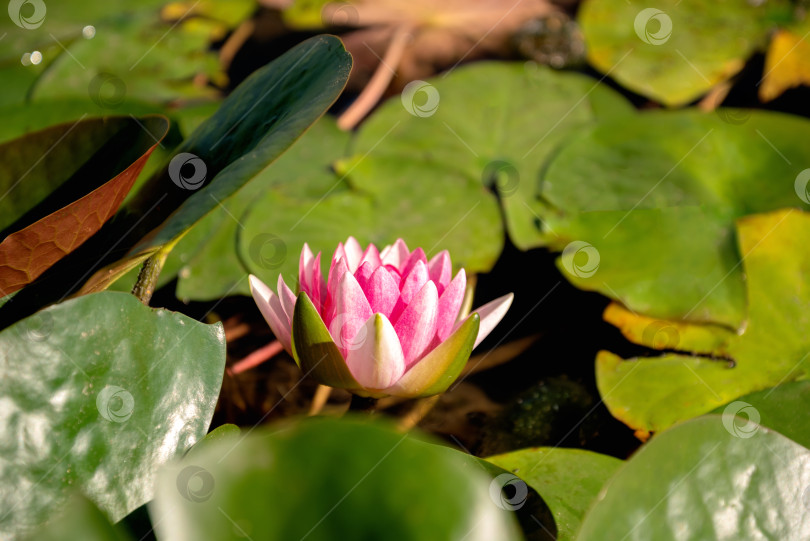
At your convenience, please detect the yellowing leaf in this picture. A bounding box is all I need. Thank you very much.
[759,29,810,102]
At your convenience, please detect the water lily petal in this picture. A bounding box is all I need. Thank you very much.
[364,266,399,319]
[428,250,452,295]
[277,274,297,322]
[380,238,410,270]
[299,243,314,291]
[360,243,382,268]
[470,293,514,348]
[354,261,375,291]
[249,274,292,352]
[344,236,364,272]
[310,251,324,313]
[385,313,479,398]
[329,271,373,358]
[345,313,405,390]
[435,269,466,342]
[324,257,349,326]
[400,247,427,280]
[391,259,429,323]
[394,281,439,368]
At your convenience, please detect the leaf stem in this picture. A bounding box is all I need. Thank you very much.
[131,246,170,305]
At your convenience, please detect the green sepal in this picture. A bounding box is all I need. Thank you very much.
[291,291,362,391]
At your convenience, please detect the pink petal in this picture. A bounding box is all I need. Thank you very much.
[380,239,410,270]
[344,237,364,273]
[299,243,315,292]
[391,259,429,323]
[428,250,452,295]
[384,265,402,289]
[277,274,297,323]
[360,243,382,268]
[354,261,375,292]
[470,293,514,348]
[400,248,427,280]
[329,271,373,358]
[310,252,324,314]
[435,269,466,342]
[324,257,349,327]
[345,313,406,390]
[249,275,292,352]
[394,281,439,368]
[364,266,400,319]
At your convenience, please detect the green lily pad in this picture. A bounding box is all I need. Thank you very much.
[23,494,131,541]
[0,291,225,538]
[597,209,810,434]
[578,0,783,106]
[486,448,622,541]
[708,381,810,449]
[541,109,810,328]
[150,416,524,541]
[576,415,810,540]
[346,62,632,254]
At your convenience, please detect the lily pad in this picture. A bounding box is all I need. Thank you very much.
[0,292,225,538]
[597,209,810,434]
[347,62,633,253]
[708,381,810,449]
[576,415,810,540]
[23,494,131,541]
[541,109,810,328]
[150,416,524,541]
[578,0,781,106]
[486,447,622,541]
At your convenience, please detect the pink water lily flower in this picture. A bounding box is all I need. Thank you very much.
[249,237,513,398]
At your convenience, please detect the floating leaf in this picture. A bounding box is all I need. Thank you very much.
[541,109,810,328]
[23,494,131,541]
[486,447,622,541]
[150,417,524,541]
[708,381,810,449]
[579,0,779,106]
[0,116,168,296]
[597,209,810,434]
[0,291,225,538]
[759,26,810,102]
[576,416,810,540]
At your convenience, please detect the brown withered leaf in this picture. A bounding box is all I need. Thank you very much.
[0,116,168,296]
